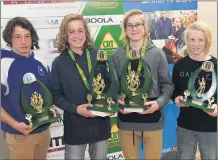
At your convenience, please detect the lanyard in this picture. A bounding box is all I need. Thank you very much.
[126,44,146,76]
[68,48,92,90]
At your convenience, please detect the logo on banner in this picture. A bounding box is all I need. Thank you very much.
[94,2,118,9]
[107,152,124,160]
[30,19,59,27]
[3,1,74,5]
[85,17,113,24]
[108,123,122,153]
[48,136,65,153]
[99,33,118,55]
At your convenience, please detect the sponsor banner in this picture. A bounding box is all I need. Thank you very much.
[123,1,197,12]
[94,25,123,57]
[84,15,123,27]
[161,64,179,158]
[3,1,71,5]
[107,151,124,160]
[1,17,61,30]
[108,118,122,154]
[47,118,123,159]
[1,1,86,18]
[82,2,123,15]
[47,126,65,159]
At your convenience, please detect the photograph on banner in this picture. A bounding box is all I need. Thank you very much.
[157,10,198,64]
[142,10,198,64]
[1,1,86,18]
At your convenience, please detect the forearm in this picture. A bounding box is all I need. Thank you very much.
[156,85,174,109]
[50,60,78,114]
[156,51,174,108]
[52,91,78,114]
[1,106,18,129]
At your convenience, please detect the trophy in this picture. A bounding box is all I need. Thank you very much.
[21,73,61,127]
[179,61,217,112]
[87,50,120,117]
[120,49,153,113]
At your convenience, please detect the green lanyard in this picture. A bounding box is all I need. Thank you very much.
[126,44,146,76]
[68,48,92,90]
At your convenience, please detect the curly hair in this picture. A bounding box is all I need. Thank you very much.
[58,14,93,53]
[2,17,39,49]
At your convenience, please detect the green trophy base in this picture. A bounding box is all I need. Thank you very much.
[29,114,61,128]
[88,104,119,117]
[179,99,214,113]
[122,99,150,113]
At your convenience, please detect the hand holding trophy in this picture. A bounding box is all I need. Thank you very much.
[87,50,120,117]
[179,61,217,112]
[120,47,153,113]
[21,73,61,128]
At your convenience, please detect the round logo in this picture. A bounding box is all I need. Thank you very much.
[38,66,44,76]
[202,61,214,72]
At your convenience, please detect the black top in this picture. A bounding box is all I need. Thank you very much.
[50,48,110,145]
[172,55,217,132]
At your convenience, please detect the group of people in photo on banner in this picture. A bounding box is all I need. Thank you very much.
[1,6,217,160]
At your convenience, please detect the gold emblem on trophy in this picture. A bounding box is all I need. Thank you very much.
[120,48,153,113]
[87,50,120,116]
[128,48,140,59]
[97,50,107,61]
[126,71,140,96]
[183,90,190,101]
[126,49,141,96]
[196,77,206,98]
[21,73,61,127]
[179,61,216,112]
[30,92,44,113]
[87,94,93,104]
[92,73,105,99]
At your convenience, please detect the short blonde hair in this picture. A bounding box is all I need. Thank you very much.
[175,15,185,25]
[184,21,212,54]
[58,14,93,52]
[120,9,149,45]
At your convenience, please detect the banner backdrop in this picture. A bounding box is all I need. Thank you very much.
[1,1,198,159]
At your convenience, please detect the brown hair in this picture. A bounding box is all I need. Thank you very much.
[58,14,93,52]
[2,17,39,49]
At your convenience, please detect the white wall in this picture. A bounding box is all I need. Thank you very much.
[198,1,217,57]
